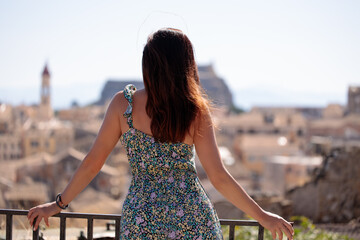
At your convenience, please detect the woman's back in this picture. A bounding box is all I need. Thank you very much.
[118,88,195,146]
[119,84,223,239]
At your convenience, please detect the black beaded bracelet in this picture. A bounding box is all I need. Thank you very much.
[56,193,69,210]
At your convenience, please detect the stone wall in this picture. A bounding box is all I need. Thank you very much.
[287,148,360,223]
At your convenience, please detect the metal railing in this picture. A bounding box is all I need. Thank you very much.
[0,209,273,240]
[220,219,264,240]
[0,209,121,240]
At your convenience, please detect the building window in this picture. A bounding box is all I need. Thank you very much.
[264,114,274,124]
[287,117,292,126]
[297,128,303,136]
[237,129,244,134]
[31,141,39,148]
[248,129,256,134]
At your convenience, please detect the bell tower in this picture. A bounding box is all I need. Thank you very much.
[348,86,360,115]
[39,63,53,120]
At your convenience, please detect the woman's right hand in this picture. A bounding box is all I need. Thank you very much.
[258,211,294,240]
[27,202,61,231]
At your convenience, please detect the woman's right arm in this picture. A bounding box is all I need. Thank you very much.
[27,92,125,230]
[193,110,294,240]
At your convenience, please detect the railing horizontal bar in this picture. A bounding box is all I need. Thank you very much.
[1,209,28,216]
[56,212,122,219]
[54,213,122,220]
[220,219,260,226]
[0,209,122,219]
[0,210,259,224]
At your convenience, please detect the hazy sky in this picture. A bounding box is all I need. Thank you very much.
[0,1,359,110]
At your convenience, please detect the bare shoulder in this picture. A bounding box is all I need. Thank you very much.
[195,107,213,132]
[110,91,128,112]
[133,88,147,98]
[112,90,126,103]
[131,88,148,109]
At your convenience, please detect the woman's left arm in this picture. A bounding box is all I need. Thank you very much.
[27,92,124,230]
[194,110,294,240]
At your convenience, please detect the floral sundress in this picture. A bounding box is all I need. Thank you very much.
[119,84,223,239]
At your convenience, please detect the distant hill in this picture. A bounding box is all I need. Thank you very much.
[197,65,233,107]
[94,64,233,108]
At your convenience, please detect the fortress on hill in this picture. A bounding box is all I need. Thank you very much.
[94,64,234,109]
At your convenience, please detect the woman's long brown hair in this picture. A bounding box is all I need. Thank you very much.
[142,28,209,143]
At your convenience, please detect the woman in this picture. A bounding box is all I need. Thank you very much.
[28,28,294,240]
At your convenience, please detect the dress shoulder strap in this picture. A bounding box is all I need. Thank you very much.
[123,84,137,128]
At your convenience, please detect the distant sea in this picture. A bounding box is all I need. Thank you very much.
[234,87,346,111]
[0,84,347,111]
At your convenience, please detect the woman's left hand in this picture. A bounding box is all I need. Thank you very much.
[27,202,61,231]
[258,211,294,240]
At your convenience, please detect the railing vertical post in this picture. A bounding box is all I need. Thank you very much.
[87,217,93,240]
[115,218,121,240]
[229,224,235,240]
[32,217,39,240]
[258,225,264,240]
[32,229,39,240]
[106,222,110,230]
[60,216,66,240]
[6,213,12,240]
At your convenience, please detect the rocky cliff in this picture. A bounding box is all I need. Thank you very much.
[287,148,360,223]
